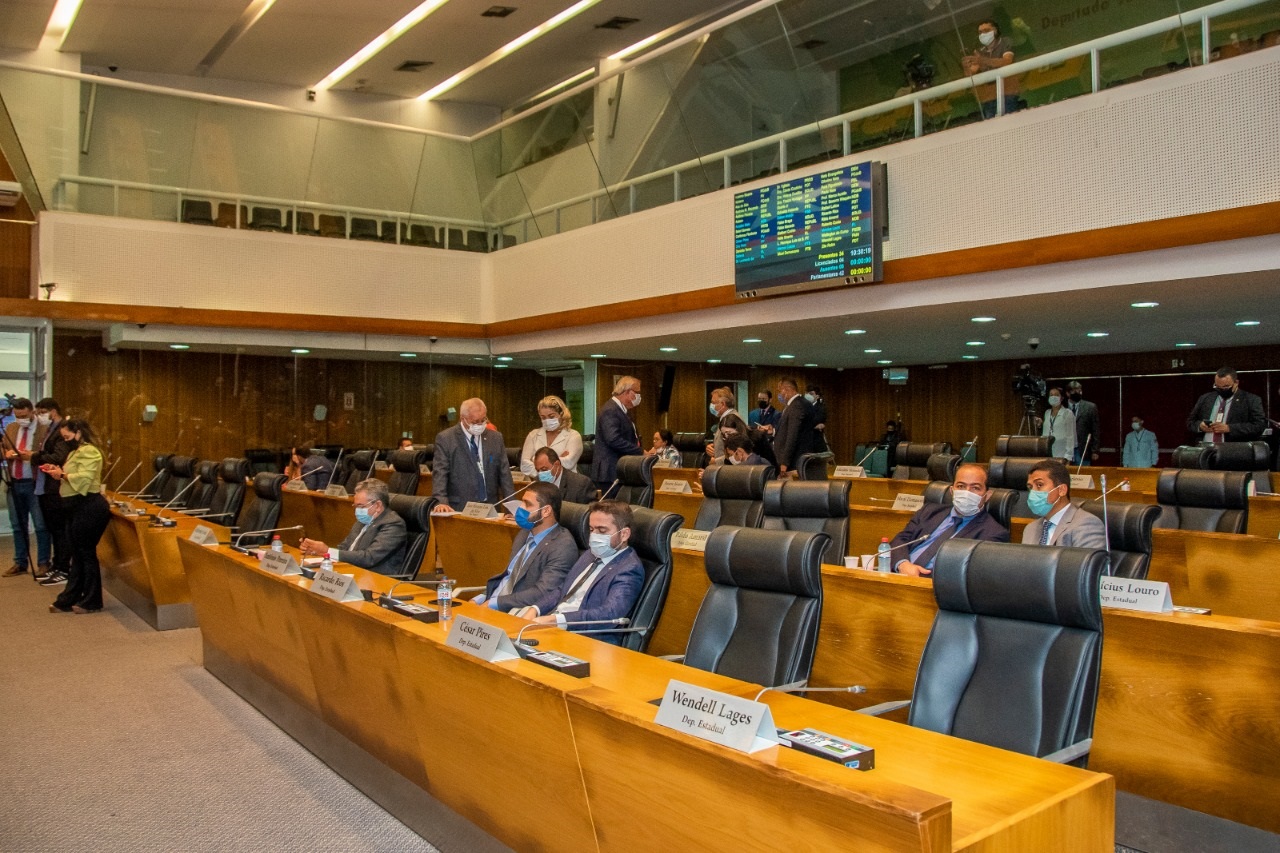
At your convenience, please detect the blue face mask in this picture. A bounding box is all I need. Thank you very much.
[355,506,373,525]
[514,506,542,530]
[1026,487,1057,518]
[537,470,555,483]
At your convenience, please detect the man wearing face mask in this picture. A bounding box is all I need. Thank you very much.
[1066,382,1100,465]
[1122,415,1159,468]
[3,398,51,577]
[471,482,578,612]
[1039,386,1076,461]
[962,19,1018,118]
[299,479,407,574]
[748,390,780,430]
[590,376,644,493]
[1021,459,1106,549]
[1186,367,1266,444]
[772,378,820,477]
[432,397,515,513]
[532,446,596,504]
[516,500,643,645]
[29,398,73,582]
[705,387,749,464]
[723,435,768,466]
[804,386,830,452]
[890,464,1009,577]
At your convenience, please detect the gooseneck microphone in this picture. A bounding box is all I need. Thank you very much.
[325,449,345,488]
[1075,436,1092,474]
[515,617,630,647]
[157,476,201,515]
[754,681,868,701]
[113,461,142,492]
[492,480,535,507]
[232,525,305,549]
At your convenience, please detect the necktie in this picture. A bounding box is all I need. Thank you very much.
[499,538,537,596]
[909,515,956,569]
[14,425,27,479]
[1211,399,1225,443]
[562,559,602,602]
[469,434,486,498]
[1040,519,1054,546]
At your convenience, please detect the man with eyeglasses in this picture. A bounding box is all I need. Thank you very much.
[300,478,407,575]
[431,397,515,513]
[1186,367,1266,444]
[889,464,1009,577]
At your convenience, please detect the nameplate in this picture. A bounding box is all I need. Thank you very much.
[652,459,679,469]
[311,568,364,602]
[324,484,349,497]
[260,550,300,576]
[461,501,498,519]
[188,525,219,546]
[1099,577,1173,614]
[671,528,711,552]
[891,494,925,512]
[283,479,308,492]
[654,680,781,754]
[834,466,865,479]
[1070,474,1096,490]
[659,479,692,494]
[419,464,432,475]
[374,460,390,469]
[445,616,520,663]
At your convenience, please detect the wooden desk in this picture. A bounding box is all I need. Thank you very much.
[180,540,1113,852]
[430,512,519,588]
[279,489,354,544]
[847,477,927,508]
[652,491,704,528]
[1248,493,1280,538]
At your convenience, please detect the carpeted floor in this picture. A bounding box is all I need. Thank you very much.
[0,539,437,852]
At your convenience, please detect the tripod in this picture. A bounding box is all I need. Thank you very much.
[1016,396,1041,436]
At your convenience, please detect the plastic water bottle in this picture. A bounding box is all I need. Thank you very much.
[876,538,891,573]
[320,556,333,573]
[437,577,455,621]
[271,535,283,553]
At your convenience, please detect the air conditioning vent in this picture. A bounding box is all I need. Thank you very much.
[482,6,517,17]
[596,16,639,30]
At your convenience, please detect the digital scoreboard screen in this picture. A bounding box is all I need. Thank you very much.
[733,161,885,297]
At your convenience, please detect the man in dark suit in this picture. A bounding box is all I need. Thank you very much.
[1067,381,1100,464]
[771,378,819,477]
[473,481,579,612]
[723,434,768,467]
[431,397,515,512]
[533,446,596,504]
[590,375,643,492]
[299,478,407,574]
[517,500,644,645]
[2,397,50,577]
[891,464,1010,577]
[29,398,73,581]
[1020,459,1107,549]
[294,446,335,491]
[1186,367,1267,444]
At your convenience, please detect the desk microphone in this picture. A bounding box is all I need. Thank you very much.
[960,436,979,461]
[1075,436,1092,474]
[1099,473,1111,557]
[325,449,345,488]
[125,467,165,499]
[515,617,630,647]
[754,681,867,701]
[492,480,534,507]
[113,461,142,492]
[232,525,305,549]
[100,456,120,485]
[599,478,621,500]
[1083,479,1128,502]
[854,445,878,468]
[156,476,201,516]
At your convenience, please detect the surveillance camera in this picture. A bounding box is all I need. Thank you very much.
[428,336,438,344]
[306,89,317,102]
[108,65,118,73]
[1028,337,1040,351]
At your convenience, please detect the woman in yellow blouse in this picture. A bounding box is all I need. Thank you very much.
[39,419,111,614]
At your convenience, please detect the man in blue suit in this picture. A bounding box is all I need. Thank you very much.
[518,500,644,645]
[890,464,1010,577]
[431,397,515,512]
[590,375,643,493]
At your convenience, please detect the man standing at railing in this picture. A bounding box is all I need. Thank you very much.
[963,19,1019,119]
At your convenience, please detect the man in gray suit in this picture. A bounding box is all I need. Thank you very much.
[533,446,596,504]
[299,478,407,575]
[431,397,515,512]
[472,481,580,612]
[1020,459,1107,549]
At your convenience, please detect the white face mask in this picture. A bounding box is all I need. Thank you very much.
[951,489,984,518]
[588,531,621,560]
[631,393,641,406]
[709,404,719,417]
[14,417,30,427]
[979,30,996,46]
[466,421,487,437]
[542,417,560,431]
[803,393,816,404]
[1048,395,1061,407]
[36,414,51,426]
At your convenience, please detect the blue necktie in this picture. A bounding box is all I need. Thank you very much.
[909,515,957,569]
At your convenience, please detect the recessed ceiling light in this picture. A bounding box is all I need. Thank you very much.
[589,353,606,358]
[1175,342,1196,348]
[706,358,721,363]
[864,348,881,354]
[399,352,417,358]
[1085,332,1109,338]
[962,355,979,360]
[743,338,762,344]
[290,348,310,354]
[877,359,892,365]
[1236,320,1261,327]
[804,363,818,367]
[1130,301,1159,309]
[495,363,509,369]
[43,0,86,48]
[844,329,866,335]
[497,356,514,361]
[965,341,985,347]
[169,344,190,350]
[315,0,450,91]
[778,354,796,359]
[659,346,678,352]
[970,316,996,323]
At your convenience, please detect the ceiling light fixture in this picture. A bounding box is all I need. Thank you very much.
[1236,320,1261,327]
[659,346,678,352]
[843,329,866,335]
[291,348,310,354]
[497,356,514,361]
[1085,332,1110,338]
[495,363,509,369]
[743,338,762,344]
[315,0,451,91]
[877,359,892,365]
[803,363,818,367]
[43,0,85,48]
[970,316,996,323]
[589,353,606,358]
[707,358,722,363]
[864,348,881,354]
[169,344,190,350]
[528,68,595,102]
[778,354,796,359]
[962,355,979,360]
[1174,342,1196,347]
[1130,301,1159,309]
[965,341,985,347]
[400,352,417,357]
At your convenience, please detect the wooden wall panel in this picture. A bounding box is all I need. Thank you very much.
[0,146,34,300]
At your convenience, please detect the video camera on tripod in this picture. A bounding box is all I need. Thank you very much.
[1011,364,1047,435]
[0,392,20,418]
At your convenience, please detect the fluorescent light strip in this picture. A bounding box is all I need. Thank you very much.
[529,67,595,102]
[44,0,85,48]
[419,0,604,101]
[608,32,664,61]
[315,0,452,91]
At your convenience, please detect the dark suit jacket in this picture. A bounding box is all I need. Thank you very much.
[890,503,1008,568]
[558,468,597,504]
[589,400,642,484]
[300,455,335,490]
[432,424,516,510]
[531,547,645,645]
[1071,399,1100,456]
[31,419,72,499]
[773,395,819,471]
[484,524,579,611]
[4,419,49,481]
[1185,389,1267,442]
[336,508,407,575]
[1021,503,1107,549]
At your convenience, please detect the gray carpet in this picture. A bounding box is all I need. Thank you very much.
[0,539,437,852]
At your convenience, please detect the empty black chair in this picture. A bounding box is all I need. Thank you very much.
[292,211,321,236]
[1170,445,1215,469]
[419,444,435,466]
[465,230,489,253]
[693,464,772,531]
[446,227,465,250]
[505,447,522,469]
[404,223,434,246]
[892,441,951,480]
[616,506,682,652]
[248,207,285,232]
[379,220,399,243]
[863,539,1107,765]
[386,449,427,495]
[386,494,438,579]
[558,501,592,552]
[185,461,220,514]
[180,199,214,226]
[160,455,200,506]
[996,435,1054,457]
[1078,501,1160,579]
[795,451,832,480]
[350,217,380,241]
[343,450,379,494]
[578,439,593,469]
[613,454,657,508]
[683,527,828,687]
[138,453,173,500]
[235,473,288,546]
[196,458,252,527]
[985,456,1051,518]
[1210,440,1273,488]
[926,453,961,484]
[1154,469,1250,533]
[922,481,1017,531]
[760,479,849,563]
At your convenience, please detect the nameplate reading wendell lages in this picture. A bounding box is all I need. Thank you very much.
[1070,474,1096,490]
[658,479,692,494]
[834,466,865,479]
[654,680,781,754]
[1099,577,1173,614]
[461,501,498,519]
[891,493,925,512]
[260,550,301,576]
[310,568,364,602]
[445,616,520,663]
[188,524,218,546]
[671,528,711,552]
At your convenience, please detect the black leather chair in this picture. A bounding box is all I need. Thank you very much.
[137,453,173,500]
[1170,445,1215,469]
[1154,469,1250,533]
[674,432,707,468]
[578,439,593,469]
[1078,501,1160,579]
[248,207,285,232]
[387,494,438,579]
[193,458,252,527]
[985,456,1051,519]
[683,527,828,687]
[386,449,427,495]
[558,501,592,552]
[892,442,951,480]
[180,199,215,226]
[505,447,522,469]
[185,461,220,514]
[925,453,961,484]
[158,455,200,506]
[617,506,682,653]
[613,454,657,508]
[863,539,1107,766]
[343,450,378,494]
[795,451,832,480]
[350,217,380,241]
[1210,440,1273,490]
[760,480,849,563]
[693,464,772,531]
[996,435,1054,457]
[921,482,1017,532]
[235,473,288,545]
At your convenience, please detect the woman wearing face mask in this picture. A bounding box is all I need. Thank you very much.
[1039,386,1076,461]
[39,419,111,614]
[646,429,683,467]
[519,395,583,477]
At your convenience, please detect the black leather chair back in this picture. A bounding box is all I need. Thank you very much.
[187,461,220,513]
[892,441,951,480]
[985,456,1050,518]
[693,464,772,531]
[237,472,287,545]
[1077,501,1160,579]
[926,453,961,484]
[558,501,592,552]
[795,452,831,480]
[159,455,199,505]
[1209,440,1273,487]
[387,449,427,495]
[387,494,438,579]
[143,453,173,499]
[420,444,435,465]
[1154,469,1250,533]
[614,454,657,508]
[203,458,251,527]
[505,447,522,469]
[578,439,593,468]
[343,450,378,493]
[996,435,1053,457]
[1171,445,1215,469]
[913,539,1107,762]
[760,480,848,562]
[620,507,682,652]
[921,483,1017,532]
[685,527,828,687]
